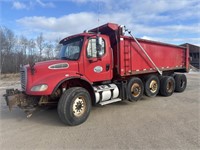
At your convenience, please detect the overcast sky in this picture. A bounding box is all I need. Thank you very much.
[1,0,200,46]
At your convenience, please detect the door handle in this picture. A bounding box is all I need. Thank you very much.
[106,64,110,71]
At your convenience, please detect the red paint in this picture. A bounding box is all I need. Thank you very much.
[81,35,113,82]
[118,37,188,76]
[24,23,189,96]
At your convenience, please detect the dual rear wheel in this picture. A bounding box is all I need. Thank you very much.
[160,76,175,96]
[144,75,160,97]
[127,75,160,101]
[174,74,187,92]
[127,74,187,101]
[127,77,144,101]
[159,74,187,96]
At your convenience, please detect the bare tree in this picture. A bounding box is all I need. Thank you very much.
[0,26,16,73]
[54,38,62,58]
[0,26,63,73]
[28,39,36,56]
[45,42,54,59]
[18,35,29,65]
[36,33,45,61]
[28,39,37,63]
[20,36,29,56]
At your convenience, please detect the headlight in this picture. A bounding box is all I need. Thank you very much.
[31,84,48,92]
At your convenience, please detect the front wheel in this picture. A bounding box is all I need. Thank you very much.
[57,87,91,126]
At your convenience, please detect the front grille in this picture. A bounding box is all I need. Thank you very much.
[20,67,27,91]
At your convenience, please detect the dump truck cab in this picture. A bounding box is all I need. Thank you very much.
[60,33,114,83]
[21,32,113,96]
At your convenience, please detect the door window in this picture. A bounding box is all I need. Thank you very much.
[87,38,105,58]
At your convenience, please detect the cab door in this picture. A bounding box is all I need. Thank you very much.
[83,36,112,82]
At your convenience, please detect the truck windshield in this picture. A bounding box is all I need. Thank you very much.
[60,37,84,60]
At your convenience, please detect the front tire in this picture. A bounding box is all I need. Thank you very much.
[57,87,91,126]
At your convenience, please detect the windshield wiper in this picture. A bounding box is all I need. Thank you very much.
[61,57,67,60]
[60,57,75,61]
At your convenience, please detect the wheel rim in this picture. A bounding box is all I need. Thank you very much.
[167,80,173,93]
[131,83,141,97]
[149,80,158,93]
[72,96,86,118]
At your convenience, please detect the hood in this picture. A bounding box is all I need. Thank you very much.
[23,59,80,95]
[25,59,79,75]
[36,60,70,69]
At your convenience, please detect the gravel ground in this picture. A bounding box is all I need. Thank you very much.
[0,73,199,150]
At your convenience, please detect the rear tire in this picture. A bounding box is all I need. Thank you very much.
[57,87,91,126]
[127,77,144,101]
[174,74,187,92]
[160,76,175,96]
[144,75,160,97]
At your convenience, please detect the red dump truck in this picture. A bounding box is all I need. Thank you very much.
[4,23,189,126]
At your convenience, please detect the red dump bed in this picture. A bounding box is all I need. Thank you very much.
[116,37,189,76]
[90,23,190,76]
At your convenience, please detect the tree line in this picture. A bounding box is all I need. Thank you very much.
[0,26,62,74]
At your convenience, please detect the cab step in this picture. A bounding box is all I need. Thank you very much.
[99,98,122,105]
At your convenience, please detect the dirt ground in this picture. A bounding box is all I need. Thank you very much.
[0,73,199,150]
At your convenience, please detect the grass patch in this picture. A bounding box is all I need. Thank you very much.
[0,73,20,80]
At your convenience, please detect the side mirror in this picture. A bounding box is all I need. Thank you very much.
[97,36,103,46]
[96,36,103,58]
